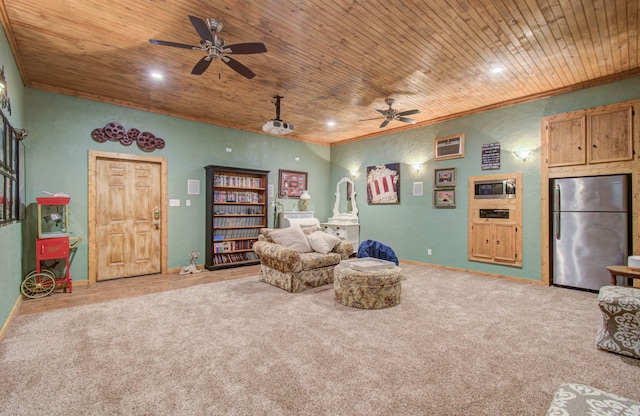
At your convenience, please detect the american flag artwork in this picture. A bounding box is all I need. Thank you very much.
[366,163,400,204]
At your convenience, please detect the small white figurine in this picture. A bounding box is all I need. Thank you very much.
[180,251,202,275]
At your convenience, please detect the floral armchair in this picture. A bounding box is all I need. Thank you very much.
[253,225,354,292]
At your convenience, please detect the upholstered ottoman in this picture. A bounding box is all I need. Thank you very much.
[333,262,402,309]
[546,383,640,415]
[596,285,640,359]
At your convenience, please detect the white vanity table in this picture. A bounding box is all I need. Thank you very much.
[321,177,360,249]
[322,221,359,249]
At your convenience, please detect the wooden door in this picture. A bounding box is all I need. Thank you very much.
[588,106,633,164]
[545,115,586,167]
[95,158,161,280]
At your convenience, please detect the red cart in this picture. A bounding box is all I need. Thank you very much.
[21,196,82,299]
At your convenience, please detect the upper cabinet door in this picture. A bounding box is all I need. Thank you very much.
[588,105,633,164]
[546,115,587,167]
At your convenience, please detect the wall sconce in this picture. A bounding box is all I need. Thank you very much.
[350,170,359,177]
[412,162,423,172]
[514,150,533,161]
[0,66,11,116]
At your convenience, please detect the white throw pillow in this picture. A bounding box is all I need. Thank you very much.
[271,225,313,253]
[306,231,343,254]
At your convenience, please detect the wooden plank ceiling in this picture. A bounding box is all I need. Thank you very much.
[1,0,638,145]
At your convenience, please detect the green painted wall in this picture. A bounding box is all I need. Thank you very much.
[0,25,25,330]
[331,76,640,281]
[2,15,639,334]
[21,89,332,283]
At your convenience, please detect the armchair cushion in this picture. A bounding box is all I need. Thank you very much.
[300,251,342,270]
[270,225,312,253]
[254,239,302,273]
[306,231,343,254]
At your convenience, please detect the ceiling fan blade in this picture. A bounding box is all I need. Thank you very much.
[376,109,389,116]
[191,56,212,75]
[359,116,384,122]
[221,56,256,79]
[189,15,215,42]
[398,109,420,117]
[226,42,267,54]
[380,119,391,128]
[398,117,417,124]
[149,39,197,49]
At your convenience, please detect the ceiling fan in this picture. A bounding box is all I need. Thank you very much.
[149,16,267,79]
[364,98,420,128]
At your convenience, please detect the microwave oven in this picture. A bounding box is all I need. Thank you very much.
[474,178,516,199]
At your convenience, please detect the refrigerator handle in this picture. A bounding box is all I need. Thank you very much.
[555,184,560,240]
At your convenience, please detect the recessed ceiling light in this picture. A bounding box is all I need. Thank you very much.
[327,120,336,127]
[491,67,504,74]
[150,72,163,80]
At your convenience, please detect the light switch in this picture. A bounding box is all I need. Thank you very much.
[169,199,180,206]
[186,200,191,206]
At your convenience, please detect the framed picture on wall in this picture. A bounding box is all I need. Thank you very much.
[0,114,5,168]
[0,111,20,224]
[0,174,5,221]
[366,163,400,204]
[434,168,456,187]
[434,188,456,208]
[278,169,308,198]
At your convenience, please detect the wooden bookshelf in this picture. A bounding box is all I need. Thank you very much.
[204,165,269,270]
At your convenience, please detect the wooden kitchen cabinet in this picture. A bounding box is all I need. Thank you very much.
[546,114,586,167]
[469,221,519,265]
[544,103,633,168]
[467,173,522,268]
[470,222,492,260]
[588,106,633,164]
[493,223,518,263]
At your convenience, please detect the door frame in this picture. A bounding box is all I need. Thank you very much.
[88,150,168,284]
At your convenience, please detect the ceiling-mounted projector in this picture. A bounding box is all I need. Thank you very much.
[262,119,294,135]
[263,95,294,135]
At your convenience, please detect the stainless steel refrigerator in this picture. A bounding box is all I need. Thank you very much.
[552,175,630,291]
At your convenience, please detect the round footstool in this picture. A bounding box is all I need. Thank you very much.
[334,263,402,309]
[596,285,640,359]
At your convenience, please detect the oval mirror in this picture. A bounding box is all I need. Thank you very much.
[330,177,358,222]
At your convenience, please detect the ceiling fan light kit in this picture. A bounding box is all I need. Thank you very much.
[374,98,420,128]
[149,15,267,79]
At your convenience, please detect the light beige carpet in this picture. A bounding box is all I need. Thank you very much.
[1,263,639,415]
